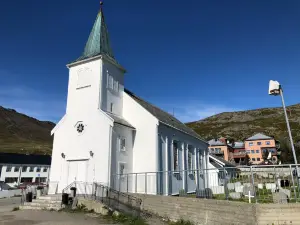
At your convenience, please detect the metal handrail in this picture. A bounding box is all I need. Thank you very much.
[62,181,75,194]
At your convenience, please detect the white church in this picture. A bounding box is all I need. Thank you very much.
[49,4,209,196]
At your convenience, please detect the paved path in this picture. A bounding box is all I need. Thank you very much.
[0,197,21,213]
[0,210,116,225]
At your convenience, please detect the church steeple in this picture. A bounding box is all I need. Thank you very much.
[71,2,115,63]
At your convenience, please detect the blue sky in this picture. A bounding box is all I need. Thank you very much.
[0,0,299,123]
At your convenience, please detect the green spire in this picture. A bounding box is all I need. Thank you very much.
[71,6,115,63]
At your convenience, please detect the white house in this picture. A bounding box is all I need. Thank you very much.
[0,153,51,187]
[49,5,209,196]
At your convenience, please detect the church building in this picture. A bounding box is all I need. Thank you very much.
[49,4,209,196]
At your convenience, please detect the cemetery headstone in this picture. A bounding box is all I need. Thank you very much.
[227,183,235,191]
[258,183,264,189]
[243,185,255,196]
[235,185,244,193]
[234,182,242,189]
[266,183,276,191]
[229,192,241,199]
[273,192,288,204]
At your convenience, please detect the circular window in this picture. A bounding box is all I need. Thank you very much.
[77,123,85,133]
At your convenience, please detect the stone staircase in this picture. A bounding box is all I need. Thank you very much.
[20,195,63,211]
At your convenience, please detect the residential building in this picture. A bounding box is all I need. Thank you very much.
[230,142,248,165]
[208,138,233,161]
[49,5,209,196]
[244,133,276,164]
[0,153,51,187]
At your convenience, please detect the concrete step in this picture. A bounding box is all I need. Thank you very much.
[24,202,62,207]
[38,196,62,201]
[32,199,61,204]
[20,205,62,211]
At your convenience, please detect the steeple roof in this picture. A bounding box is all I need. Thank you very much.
[70,6,116,64]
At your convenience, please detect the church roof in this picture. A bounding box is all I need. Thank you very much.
[125,89,207,143]
[70,7,116,64]
[106,112,135,129]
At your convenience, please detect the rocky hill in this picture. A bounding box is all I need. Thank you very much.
[0,106,55,155]
[186,104,300,142]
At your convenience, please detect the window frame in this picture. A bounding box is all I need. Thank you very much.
[252,158,256,161]
[251,150,255,154]
[266,141,271,145]
[29,167,35,172]
[36,167,41,173]
[118,162,126,179]
[188,150,193,172]
[257,142,262,145]
[14,166,20,172]
[43,167,48,172]
[173,141,179,172]
[119,137,126,152]
[249,142,254,146]
[256,150,260,153]
[257,158,261,161]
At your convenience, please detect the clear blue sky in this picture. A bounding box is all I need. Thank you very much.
[0,0,299,122]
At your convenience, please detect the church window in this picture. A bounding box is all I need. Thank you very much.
[110,76,114,89]
[120,138,126,151]
[113,80,118,92]
[188,150,193,171]
[173,141,179,171]
[110,103,113,112]
[119,162,126,177]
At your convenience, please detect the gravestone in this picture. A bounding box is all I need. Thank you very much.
[258,184,264,189]
[243,183,251,187]
[266,183,276,191]
[235,185,244,193]
[211,186,225,195]
[243,185,255,196]
[234,182,242,189]
[227,183,235,191]
[279,189,291,198]
[273,192,288,204]
[229,192,241,199]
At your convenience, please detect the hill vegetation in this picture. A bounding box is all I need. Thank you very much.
[0,106,55,155]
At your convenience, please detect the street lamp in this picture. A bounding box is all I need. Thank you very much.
[269,80,298,165]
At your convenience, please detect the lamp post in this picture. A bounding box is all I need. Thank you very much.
[269,80,297,165]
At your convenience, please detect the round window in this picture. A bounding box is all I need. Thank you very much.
[77,123,85,133]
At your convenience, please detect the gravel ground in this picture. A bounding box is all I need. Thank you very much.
[0,210,117,225]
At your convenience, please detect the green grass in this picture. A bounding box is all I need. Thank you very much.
[168,219,194,225]
[111,213,148,225]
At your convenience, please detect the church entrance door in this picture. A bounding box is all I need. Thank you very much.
[67,160,88,185]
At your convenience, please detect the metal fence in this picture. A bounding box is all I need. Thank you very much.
[112,164,300,204]
[62,181,142,217]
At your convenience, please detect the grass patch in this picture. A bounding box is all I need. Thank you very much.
[12,207,19,211]
[112,213,148,225]
[168,219,194,225]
